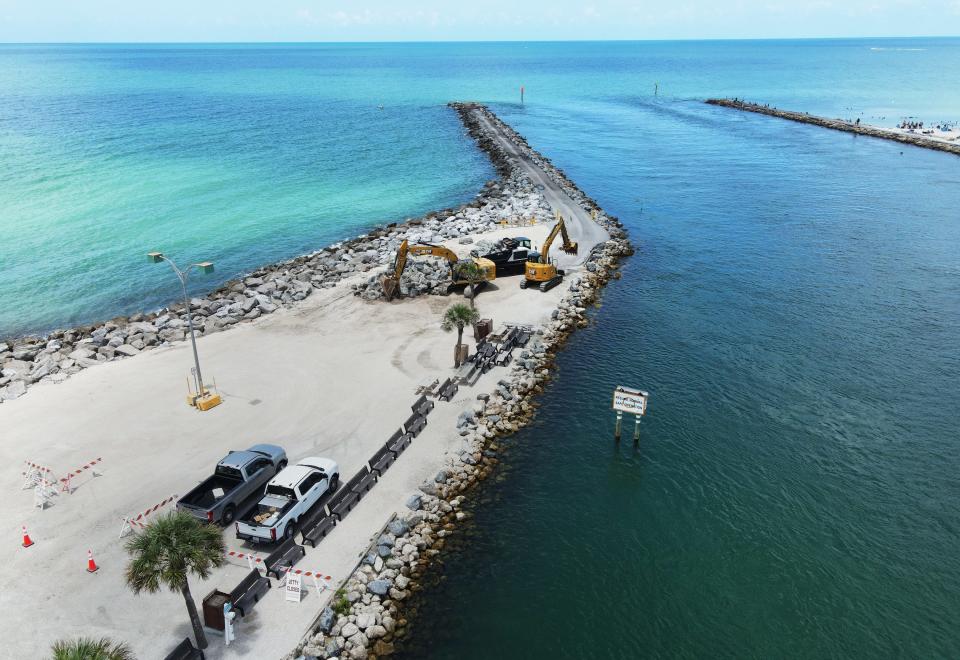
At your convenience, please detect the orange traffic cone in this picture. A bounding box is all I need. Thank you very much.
[86,549,99,573]
[21,525,33,548]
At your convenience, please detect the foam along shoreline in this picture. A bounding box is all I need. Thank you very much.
[706,98,960,156]
[2,103,631,659]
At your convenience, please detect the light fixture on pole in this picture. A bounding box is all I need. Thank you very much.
[147,251,222,411]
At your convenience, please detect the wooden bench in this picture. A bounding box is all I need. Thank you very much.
[345,467,376,498]
[495,347,513,367]
[354,469,377,497]
[164,637,204,660]
[228,568,271,617]
[516,330,531,346]
[438,378,459,402]
[326,488,360,521]
[300,515,336,548]
[403,412,427,437]
[386,429,412,455]
[263,537,306,581]
[412,394,435,416]
[368,443,397,476]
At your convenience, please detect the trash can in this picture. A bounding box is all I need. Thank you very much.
[203,589,231,631]
[474,318,492,341]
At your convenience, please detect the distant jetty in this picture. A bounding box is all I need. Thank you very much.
[706,98,960,157]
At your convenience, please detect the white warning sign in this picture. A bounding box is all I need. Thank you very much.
[612,386,648,416]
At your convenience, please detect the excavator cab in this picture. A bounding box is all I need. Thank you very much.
[520,215,575,292]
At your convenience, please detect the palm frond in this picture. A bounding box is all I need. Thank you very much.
[51,637,135,660]
[441,302,479,331]
[124,510,225,595]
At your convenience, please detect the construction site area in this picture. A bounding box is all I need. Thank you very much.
[2,103,626,659]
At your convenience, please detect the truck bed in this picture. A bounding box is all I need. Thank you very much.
[179,474,243,509]
[238,495,296,529]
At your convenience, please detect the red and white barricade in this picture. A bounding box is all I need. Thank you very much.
[225,548,267,571]
[224,549,333,595]
[118,494,178,538]
[283,566,333,595]
[22,461,56,490]
[60,457,103,493]
[33,476,59,510]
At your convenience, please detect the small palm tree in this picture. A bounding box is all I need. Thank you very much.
[51,637,134,660]
[453,260,486,309]
[442,302,480,366]
[125,510,225,650]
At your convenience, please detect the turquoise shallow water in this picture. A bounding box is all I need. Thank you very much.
[3,39,960,657]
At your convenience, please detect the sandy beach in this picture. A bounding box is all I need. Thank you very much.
[3,227,567,658]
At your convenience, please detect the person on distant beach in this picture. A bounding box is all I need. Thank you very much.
[855,118,860,126]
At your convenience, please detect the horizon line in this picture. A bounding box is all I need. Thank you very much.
[1,35,958,46]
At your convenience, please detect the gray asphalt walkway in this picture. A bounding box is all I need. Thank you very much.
[472,109,610,270]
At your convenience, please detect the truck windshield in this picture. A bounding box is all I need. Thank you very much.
[265,484,296,500]
[215,465,243,480]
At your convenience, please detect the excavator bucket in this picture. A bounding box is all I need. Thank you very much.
[381,276,400,301]
[561,241,579,255]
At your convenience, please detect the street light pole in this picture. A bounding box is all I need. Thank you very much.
[147,252,214,397]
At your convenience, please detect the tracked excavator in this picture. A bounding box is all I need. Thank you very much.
[380,240,496,301]
[520,214,578,292]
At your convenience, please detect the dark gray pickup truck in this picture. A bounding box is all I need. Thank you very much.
[177,444,287,525]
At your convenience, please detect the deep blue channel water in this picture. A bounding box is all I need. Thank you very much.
[2,40,959,657]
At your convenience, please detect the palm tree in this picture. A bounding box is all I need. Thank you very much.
[125,510,225,650]
[442,302,480,366]
[453,260,486,309]
[50,637,134,660]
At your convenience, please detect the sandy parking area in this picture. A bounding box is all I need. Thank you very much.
[2,225,570,659]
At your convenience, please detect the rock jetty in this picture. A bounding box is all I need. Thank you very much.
[286,103,632,659]
[706,98,960,156]
[0,103,618,404]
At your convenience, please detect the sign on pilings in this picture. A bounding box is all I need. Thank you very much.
[612,386,648,416]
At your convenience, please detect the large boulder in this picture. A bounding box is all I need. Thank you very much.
[68,348,95,361]
[114,344,141,357]
[0,380,27,401]
[12,344,40,361]
[355,613,376,630]
[387,519,409,537]
[317,606,335,634]
[366,580,390,596]
[365,625,387,640]
[158,328,185,343]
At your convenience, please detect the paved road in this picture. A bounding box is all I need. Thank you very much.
[472,109,610,270]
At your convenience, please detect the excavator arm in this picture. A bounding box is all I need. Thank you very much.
[381,242,493,300]
[540,213,578,263]
[558,217,578,254]
[540,222,562,264]
[381,240,410,300]
[407,244,460,262]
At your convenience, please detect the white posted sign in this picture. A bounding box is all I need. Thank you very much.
[285,572,302,603]
[612,386,648,415]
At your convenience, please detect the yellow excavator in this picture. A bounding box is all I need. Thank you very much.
[521,214,578,291]
[381,240,496,300]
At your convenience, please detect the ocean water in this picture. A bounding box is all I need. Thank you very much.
[3,40,960,657]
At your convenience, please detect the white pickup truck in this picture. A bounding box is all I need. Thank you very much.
[235,457,339,544]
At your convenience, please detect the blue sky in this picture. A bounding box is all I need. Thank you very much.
[1,0,957,42]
